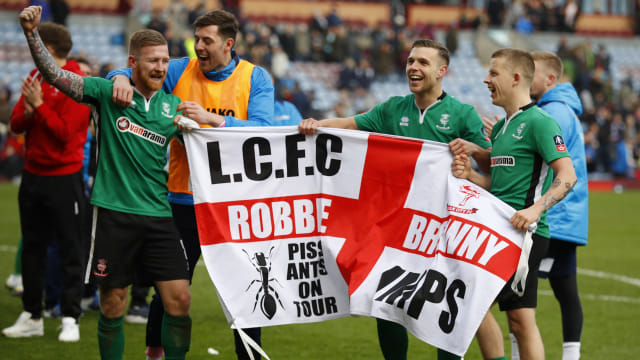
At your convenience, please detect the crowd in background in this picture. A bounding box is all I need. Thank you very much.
[486,0,581,33]
[1,0,639,182]
[553,37,640,178]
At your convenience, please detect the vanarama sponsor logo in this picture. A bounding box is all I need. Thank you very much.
[115,116,166,146]
[117,117,130,131]
[491,156,515,167]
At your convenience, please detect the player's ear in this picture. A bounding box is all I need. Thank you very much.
[437,64,448,79]
[548,72,557,86]
[513,72,521,86]
[128,55,136,68]
[224,37,234,53]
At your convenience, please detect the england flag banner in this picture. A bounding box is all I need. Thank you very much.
[183,127,525,356]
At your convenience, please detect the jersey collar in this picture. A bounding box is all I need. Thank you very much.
[502,102,535,135]
[131,87,159,112]
[416,91,447,124]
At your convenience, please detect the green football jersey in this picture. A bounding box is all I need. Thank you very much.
[83,77,181,217]
[354,92,491,147]
[490,104,570,237]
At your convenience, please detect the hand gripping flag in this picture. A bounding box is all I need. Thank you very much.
[183,126,525,356]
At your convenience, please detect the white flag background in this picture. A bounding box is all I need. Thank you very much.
[183,127,524,356]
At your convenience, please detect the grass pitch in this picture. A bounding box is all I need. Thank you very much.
[0,183,638,359]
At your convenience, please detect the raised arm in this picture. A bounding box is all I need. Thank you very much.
[19,6,84,102]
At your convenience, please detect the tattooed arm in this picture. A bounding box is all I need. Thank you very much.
[510,156,577,231]
[19,6,84,102]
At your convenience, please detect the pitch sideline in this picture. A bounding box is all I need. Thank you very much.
[577,267,640,287]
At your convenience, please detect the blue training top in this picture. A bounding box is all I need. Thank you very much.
[274,100,303,126]
[537,82,588,245]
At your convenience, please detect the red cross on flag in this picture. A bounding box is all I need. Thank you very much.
[184,127,525,356]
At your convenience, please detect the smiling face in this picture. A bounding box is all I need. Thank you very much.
[194,25,233,73]
[405,46,447,97]
[484,56,513,107]
[130,44,169,96]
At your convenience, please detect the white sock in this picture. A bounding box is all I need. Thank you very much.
[562,341,581,360]
[510,332,520,360]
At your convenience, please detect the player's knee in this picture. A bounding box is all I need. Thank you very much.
[163,288,191,316]
[99,286,128,318]
[507,308,537,337]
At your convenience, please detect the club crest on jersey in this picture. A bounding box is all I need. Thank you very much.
[399,116,409,127]
[115,116,166,146]
[512,123,526,140]
[436,114,451,130]
[554,135,566,152]
[162,102,173,118]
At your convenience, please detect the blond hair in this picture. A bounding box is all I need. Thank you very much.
[128,29,167,57]
[492,48,535,85]
[531,51,564,79]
